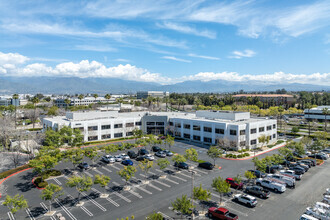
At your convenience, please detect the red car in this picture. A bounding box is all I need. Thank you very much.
[208,207,238,220]
[226,177,244,189]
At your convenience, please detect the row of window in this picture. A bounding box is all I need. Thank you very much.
[146,122,165,126]
[83,121,142,131]
[250,134,276,145]
[88,131,134,141]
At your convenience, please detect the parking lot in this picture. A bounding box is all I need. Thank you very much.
[0,140,329,220]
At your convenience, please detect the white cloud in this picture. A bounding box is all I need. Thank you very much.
[162,56,191,63]
[74,45,117,52]
[188,53,220,60]
[157,22,216,39]
[229,49,256,59]
[0,52,29,65]
[114,58,130,62]
[0,51,329,86]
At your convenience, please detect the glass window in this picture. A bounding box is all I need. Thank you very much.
[273,124,276,129]
[215,128,224,134]
[230,130,237,136]
[184,124,190,129]
[114,124,123,129]
[184,133,190,138]
[250,139,257,145]
[135,121,142,126]
[169,122,173,126]
[193,135,200,141]
[147,122,155,126]
[273,134,276,138]
[126,122,134,127]
[126,132,133,136]
[259,127,264,132]
[251,128,257,134]
[88,126,98,131]
[267,125,272,130]
[101,134,111,139]
[193,125,200,131]
[203,137,212,143]
[88,136,98,141]
[101,125,111,130]
[114,133,123,138]
[175,123,181,128]
[240,130,246,135]
[156,122,164,126]
[240,141,246,146]
[204,127,212,132]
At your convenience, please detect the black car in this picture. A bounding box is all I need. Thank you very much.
[198,162,214,170]
[289,163,308,172]
[174,162,189,169]
[302,159,316,166]
[288,165,305,174]
[138,149,149,156]
[309,154,327,160]
[78,162,89,170]
[136,155,148,161]
[152,146,162,152]
[248,170,266,178]
[127,150,138,159]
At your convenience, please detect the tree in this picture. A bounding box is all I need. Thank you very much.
[138,159,154,181]
[29,155,58,181]
[165,135,174,151]
[103,144,118,154]
[193,184,211,205]
[211,177,231,205]
[146,212,163,220]
[117,166,137,186]
[252,157,266,173]
[47,106,59,116]
[84,147,100,167]
[184,148,198,162]
[172,154,186,170]
[32,96,39,129]
[172,195,194,218]
[59,126,83,148]
[244,171,256,186]
[132,128,143,144]
[314,131,329,150]
[93,94,98,101]
[278,147,293,162]
[41,183,63,213]
[207,146,222,166]
[322,107,329,132]
[300,136,312,151]
[293,142,305,156]
[64,98,71,110]
[233,174,242,193]
[104,94,111,101]
[64,149,84,169]
[157,158,170,172]
[291,126,299,134]
[305,103,312,136]
[3,194,28,215]
[0,116,15,151]
[94,174,111,196]
[258,135,270,148]
[66,175,93,204]
[78,94,84,101]
[12,93,19,129]
[44,129,62,147]
[278,106,284,131]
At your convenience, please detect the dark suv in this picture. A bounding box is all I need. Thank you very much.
[152,146,162,152]
[127,150,137,159]
[248,170,266,178]
[138,149,149,155]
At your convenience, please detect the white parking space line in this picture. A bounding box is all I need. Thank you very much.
[149,171,156,175]
[67,194,78,204]
[80,206,93,217]
[194,169,208,175]
[170,175,187,182]
[155,169,163,173]
[7,212,15,220]
[91,187,119,206]
[63,176,69,180]
[148,183,162,191]
[112,181,120,186]
[101,166,112,173]
[40,202,48,211]
[158,212,174,220]
[127,190,143,198]
[185,170,201,177]
[113,192,131,203]
[224,204,249,216]
[135,185,153,194]
[26,208,35,220]
[163,177,179,185]
[111,164,122,170]
[177,172,192,178]
[153,180,171,187]
[92,168,104,175]
[84,171,93,177]
[53,178,62,185]
[55,198,77,220]
[211,193,220,198]
[81,192,107,212]
[74,174,82,178]
[50,216,56,220]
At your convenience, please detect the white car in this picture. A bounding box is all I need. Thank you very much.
[233,194,257,207]
[267,174,295,187]
[318,152,329,158]
[315,202,330,211]
[115,155,123,162]
[300,214,319,220]
[145,154,155,161]
[120,154,130,160]
[323,195,330,205]
[324,188,330,196]
[101,155,116,163]
[305,207,329,220]
[280,170,302,180]
[256,178,286,193]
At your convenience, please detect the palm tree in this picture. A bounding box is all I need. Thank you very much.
[322,107,329,132]
[104,94,111,101]
[305,103,312,136]
[78,94,84,101]
[163,96,169,112]
[32,96,39,129]
[12,94,19,129]
[147,96,154,109]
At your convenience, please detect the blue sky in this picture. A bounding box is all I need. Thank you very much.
[0,0,329,85]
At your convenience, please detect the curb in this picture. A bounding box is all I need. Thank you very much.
[32,176,46,190]
[221,144,286,161]
[318,161,325,166]
[0,167,32,198]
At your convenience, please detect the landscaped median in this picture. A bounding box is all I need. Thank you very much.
[32,169,62,189]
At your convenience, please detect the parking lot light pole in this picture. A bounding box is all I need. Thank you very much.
[190,170,196,220]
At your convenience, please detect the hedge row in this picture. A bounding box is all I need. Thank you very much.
[226,153,250,158]
[0,164,30,179]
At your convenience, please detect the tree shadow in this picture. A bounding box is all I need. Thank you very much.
[164,170,175,175]
[20,171,35,181]
[14,181,34,192]
[29,206,46,218]
[111,186,123,192]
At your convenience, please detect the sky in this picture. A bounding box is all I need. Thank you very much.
[0,0,329,86]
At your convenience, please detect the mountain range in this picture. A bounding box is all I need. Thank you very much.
[0,77,329,94]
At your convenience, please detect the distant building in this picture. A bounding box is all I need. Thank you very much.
[304,105,330,121]
[137,91,169,99]
[54,97,112,107]
[233,94,294,105]
[43,110,277,150]
[0,97,28,106]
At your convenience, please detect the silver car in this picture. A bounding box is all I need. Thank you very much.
[115,155,123,162]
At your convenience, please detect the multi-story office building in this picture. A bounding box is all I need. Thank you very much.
[54,97,112,107]
[43,110,277,150]
[136,91,169,99]
[0,97,28,106]
[304,105,329,121]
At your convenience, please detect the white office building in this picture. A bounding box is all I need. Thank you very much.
[43,110,277,150]
[137,91,169,99]
[55,97,113,107]
[304,106,330,121]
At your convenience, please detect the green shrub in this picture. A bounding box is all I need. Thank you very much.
[237,154,243,158]
[0,164,30,179]
[34,176,48,188]
[233,155,237,159]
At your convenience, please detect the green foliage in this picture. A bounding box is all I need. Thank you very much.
[138,159,153,179]
[34,176,48,188]
[314,131,329,150]
[29,155,58,179]
[157,158,170,171]
[47,106,59,116]
[0,164,30,179]
[171,195,194,216]
[44,126,83,148]
[193,184,211,201]
[94,174,111,190]
[212,176,231,204]
[146,212,163,220]
[66,175,93,201]
[41,183,63,211]
[44,129,62,147]
[258,135,270,148]
[244,171,256,185]
[184,148,198,162]
[84,147,100,164]
[278,147,293,160]
[291,126,300,134]
[64,149,84,169]
[117,166,137,184]
[103,144,118,154]
[165,135,175,149]
[207,146,222,165]
[172,154,186,164]
[252,157,267,173]
[3,194,28,214]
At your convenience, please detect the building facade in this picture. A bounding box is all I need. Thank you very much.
[54,97,112,107]
[304,106,330,121]
[43,110,277,150]
[137,91,169,99]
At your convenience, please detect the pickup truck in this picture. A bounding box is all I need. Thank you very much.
[256,178,286,193]
[267,174,295,188]
[245,185,270,199]
[208,207,239,220]
[279,170,302,180]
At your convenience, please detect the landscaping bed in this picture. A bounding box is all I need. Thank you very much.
[33,169,62,188]
[0,164,30,179]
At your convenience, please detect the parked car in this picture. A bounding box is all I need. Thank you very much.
[267,174,295,188]
[226,178,244,190]
[136,155,147,161]
[266,165,283,173]
[279,170,302,180]
[256,178,286,193]
[127,150,138,159]
[305,207,328,220]
[122,159,133,166]
[174,162,189,169]
[309,154,327,160]
[245,186,270,199]
[317,152,329,158]
[288,164,307,173]
[101,155,115,163]
[303,159,316,166]
[322,195,330,204]
[293,152,306,158]
[163,150,173,156]
[145,154,155,161]
[299,160,314,167]
[296,161,310,169]
[78,162,89,170]
[314,202,330,211]
[115,155,123,162]
[155,151,166,158]
[152,146,162,152]
[233,194,257,207]
[198,162,214,170]
[207,207,239,220]
[120,154,130,160]
[138,149,149,156]
[299,214,319,220]
[248,170,266,178]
